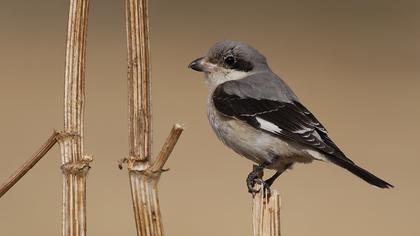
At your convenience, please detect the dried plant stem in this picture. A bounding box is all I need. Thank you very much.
[252,184,282,236]
[126,0,152,163]
[126,124,183,236]
[0,131,59,198]
[125,0,183,235]
[59,0,91,236]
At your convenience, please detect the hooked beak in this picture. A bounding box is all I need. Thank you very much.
[188,57,215,73]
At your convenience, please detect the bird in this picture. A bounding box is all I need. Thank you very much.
[188,40,393,194]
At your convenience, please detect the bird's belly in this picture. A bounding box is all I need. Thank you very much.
[207,107,313,170]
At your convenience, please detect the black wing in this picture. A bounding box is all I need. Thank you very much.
[212,83,350,161]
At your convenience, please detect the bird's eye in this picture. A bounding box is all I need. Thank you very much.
[224,55,236,66]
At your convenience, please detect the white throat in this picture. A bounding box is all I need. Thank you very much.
[205,69,252,90]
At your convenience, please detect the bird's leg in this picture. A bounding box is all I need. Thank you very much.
[246,163,270,195]
[264,171,282,187]
[265,163,293,187]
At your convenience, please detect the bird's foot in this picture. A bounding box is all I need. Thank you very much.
[246,165,271,196]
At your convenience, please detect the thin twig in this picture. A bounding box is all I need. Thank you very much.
[150,124,184,173]
[59,0,91,236]
[252,184,282,236]
[0,131,60,198]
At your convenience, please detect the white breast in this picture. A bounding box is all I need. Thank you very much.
[207,97,318,171]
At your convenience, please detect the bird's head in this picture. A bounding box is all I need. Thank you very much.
[188,40,269,87]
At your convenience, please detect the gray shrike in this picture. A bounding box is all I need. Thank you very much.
[188,40,393,193]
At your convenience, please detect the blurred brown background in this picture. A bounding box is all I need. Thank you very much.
[0,0,419,235]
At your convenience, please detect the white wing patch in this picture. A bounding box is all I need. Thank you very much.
[293,127,312,134]
[305,149,328,161]
[256,117,282,133]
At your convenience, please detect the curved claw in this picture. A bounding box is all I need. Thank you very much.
[248,187,260,197]
[247,175,272,196]
[248,182,258,193]
[246,169,261,194]
[248,178,273,198]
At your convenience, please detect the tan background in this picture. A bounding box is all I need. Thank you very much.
[0,0,419,235]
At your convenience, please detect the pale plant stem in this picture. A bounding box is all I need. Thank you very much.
[124,0,183,236]
[252,185,282,236]
[59,0,91,236]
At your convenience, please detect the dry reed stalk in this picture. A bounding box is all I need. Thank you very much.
[58,0,91,236]
[252,184,282,236]
[124,125,183,236]
[0,131,60,198]
[124,0,184,235]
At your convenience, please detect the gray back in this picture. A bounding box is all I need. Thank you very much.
[221,72,299,102]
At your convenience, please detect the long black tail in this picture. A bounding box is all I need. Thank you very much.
[330,158,394,188]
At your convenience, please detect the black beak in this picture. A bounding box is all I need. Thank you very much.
[188,57,205,72]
